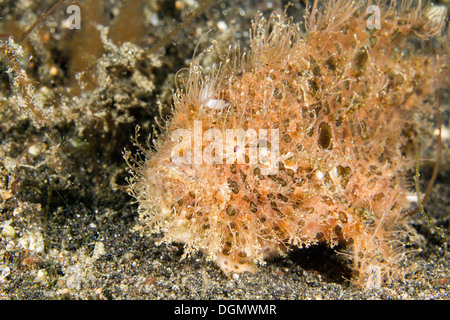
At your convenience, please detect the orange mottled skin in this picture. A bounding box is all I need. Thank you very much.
[126,1,447,287]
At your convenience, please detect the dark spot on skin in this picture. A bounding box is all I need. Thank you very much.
[318,122,333,149]
[226,205,236,216]
[354,47,368,73]
[227,178,239,194]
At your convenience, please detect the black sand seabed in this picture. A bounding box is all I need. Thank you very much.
[0,0,448,300]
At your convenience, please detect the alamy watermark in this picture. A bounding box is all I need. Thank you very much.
[170,121,280,175]
[66,5,81,29]
[366,5,381,30]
